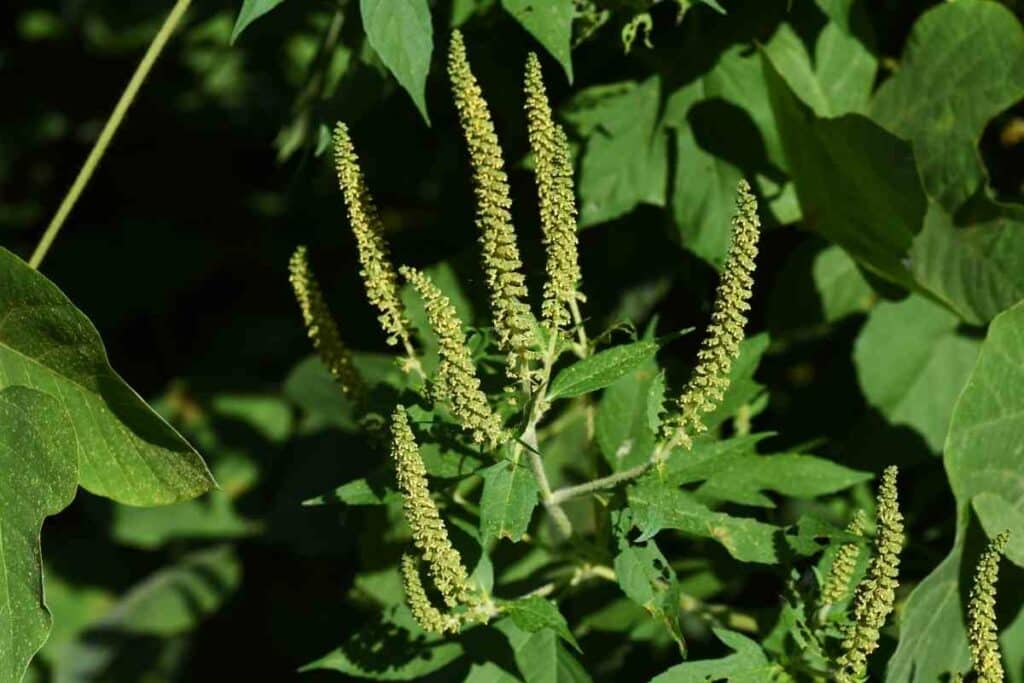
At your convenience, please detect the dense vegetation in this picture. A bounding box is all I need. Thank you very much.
[2,0,1024,681]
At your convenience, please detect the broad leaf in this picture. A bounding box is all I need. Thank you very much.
[854,295,980,452]
[548,340,659,400]
[613,541,685,653]
[504,596,580,652]
[595,359,660,471]
[812,245,874,322]
[701,333,769,432]
[889,301,1024,681]
[361,0,433,122]
[0,387,78,683]
[501,0,573,82]
[479,459,539,542]
[871,0,1024,211]
[0,247,214,505]
[494,618,592,683]
[564,78,668,227]
[652,628,775,682]
[230,0,287,43]
[628,478,779,564]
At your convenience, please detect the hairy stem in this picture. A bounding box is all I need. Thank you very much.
[30,0,192,270]
[549,461,652,505]
[568,297,589,357]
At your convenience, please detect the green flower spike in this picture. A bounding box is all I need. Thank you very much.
[663,180,760,451]
[524,52,584,337]
[968,530,1010,683]
[820,510,868,614]
[836,466,904,683]
[332,122,411,351]
[448,30,536,382]
[400,554,461,635]
[288,246,364,400]
[390,407,474,608]
[400,266,505,448]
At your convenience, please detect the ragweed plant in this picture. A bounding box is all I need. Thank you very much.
[284,31,924,678]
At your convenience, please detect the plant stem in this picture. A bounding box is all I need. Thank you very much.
[29,0,192,270]
[523,421,573,539]
[549,461,652,505]
[568,297,589,357]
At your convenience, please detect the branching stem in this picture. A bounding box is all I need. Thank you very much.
[30,0,192,270]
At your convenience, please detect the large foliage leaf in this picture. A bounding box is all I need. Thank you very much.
[504,596,580,652]
[563,77,668,227]
[494,618,592,683]
[888,301,1024,681]
[360,0,433,122]
[854,295,980,452]
[0,387,78,683]
[0,247,213,505]
[548,340,659,400]
[501,0,574,82]
[479,459,538,543]
[613,540,685,652]
[871,0,1024,212]
[652,628,777,682]
[230,0,287,43]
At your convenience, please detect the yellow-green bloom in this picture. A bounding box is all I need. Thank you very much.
[332,122,410,349]
[836,466,904,683]
[524,52,584,336]
[968,531,1009,683]
[820,510,868,611]
[448,31,535,379]
[400,554,461,634]
[401,266,505,447]
[663,180,760,451]
[288,246,364,399]
[390,407,474,608]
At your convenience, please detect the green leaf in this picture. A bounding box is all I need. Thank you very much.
[230,0,287,43]
[564,77,668,227]
[762,22,875,117]
[0,247,214,505]
[889,301,1024,681]
[303,476,399,507]
[479,459,539,543]
[595,359,660,471]
[870,0,1024,211]
[652,628,774,682]
[54,547,241,680]
[548,340,659,400]
[854,295,980,452]
[761,56,924,293]
[494,619,592,683]
[628,478,780,564]
[812,245,874,322]
[504,595,580,652]
[907,201,1024,326]
[612,541,685,653]
[0,387,78,683]
[360,0,433,122]
[972,492,1024,568]
[501,0,574,82]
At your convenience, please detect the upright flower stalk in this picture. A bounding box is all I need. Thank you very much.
[661,180,760,453]
[524,53,585,344]
[819,510,868,619]
[448,31,536,382]
[836,466,904,682]
[332,122,414,356]
[967,531,1010,683]
[400,266,505,448]
[288,246,364,400]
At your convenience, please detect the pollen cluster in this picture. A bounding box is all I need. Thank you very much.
[524,53,583,335]
[663,180,760,451]
[400,554,462,634]
[288,246,364,399]
[820,510,867,612]
[332,122,410,349]
[968,531,1009,683]
[448,31,536,380]
[836,466,904,682]
[400,266,504,447]
[390,407,474,609]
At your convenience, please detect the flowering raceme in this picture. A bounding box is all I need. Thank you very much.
[967,531,1010,683]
